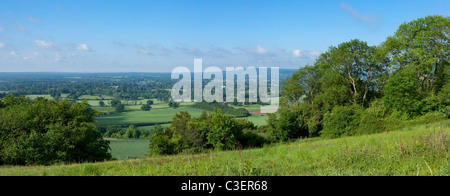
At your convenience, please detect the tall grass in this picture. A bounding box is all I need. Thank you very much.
[1,120,448,176]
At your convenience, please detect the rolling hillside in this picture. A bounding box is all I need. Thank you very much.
[1,120,448,176]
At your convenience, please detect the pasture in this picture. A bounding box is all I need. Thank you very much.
[96,107,207,127]
[107,139,150,160]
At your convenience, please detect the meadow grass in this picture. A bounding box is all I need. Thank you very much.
[1,120,448,176]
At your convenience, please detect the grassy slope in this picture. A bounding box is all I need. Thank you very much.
[1,120,448,176]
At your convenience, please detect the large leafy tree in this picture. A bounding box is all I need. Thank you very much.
[382,15,450,95]
[0,96,111,165]
[329,39,387,107]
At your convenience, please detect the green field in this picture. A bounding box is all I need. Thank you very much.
[25,94,54,100]
[245,115,269,127]
[2,120,448,176]
[231,104,262,112]
[96,107,207,127]
[108,139,150,160]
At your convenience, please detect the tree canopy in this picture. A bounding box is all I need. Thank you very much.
[0,96,111,165]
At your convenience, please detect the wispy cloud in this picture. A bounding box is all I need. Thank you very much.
[112,41,128,47]
[137,49,153,55]
[134,44,154,55]
[206,46,233,58]
[0,42,5,49]
[0,26,4,32]
[34,40,56,49]
[340,2,382,24]
[176,46,206,56]
[235,45,282,63]
[237,45,273,56]
[15,23,27,32]
[27,16,41,24]
[154,44,172,55]
[75,43,91,51]
[275,45,286,53]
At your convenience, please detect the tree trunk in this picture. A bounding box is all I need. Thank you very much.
[348,71,357,104]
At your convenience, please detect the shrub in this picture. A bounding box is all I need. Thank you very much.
[321,104,364,138]
[206,109,239,150]
[356,112,386,135]
[266,106,308,141]
[149,134,173,155]
[409,112,447,125]
[356,100,388,135]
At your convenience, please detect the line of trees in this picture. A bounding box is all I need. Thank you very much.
[99,124,164,139]
[0,73,173,101]
[268,15,449,140]
[192,102,250,117]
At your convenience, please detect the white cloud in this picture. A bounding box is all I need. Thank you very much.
[138,49,151,55]
[254,46,268,55]
[0,42,5,48]
[34,40,56,49]
[0,26,4,32]
[340,2,382,24]
[27,17,41,24]
[292,50,301,57]
[9,51,17,56]
[75,43,91,51]
[292,49,321,59]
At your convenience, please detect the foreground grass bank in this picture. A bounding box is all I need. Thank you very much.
[1,120,449,176]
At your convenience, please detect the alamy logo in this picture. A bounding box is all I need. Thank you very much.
[171,59,279,113]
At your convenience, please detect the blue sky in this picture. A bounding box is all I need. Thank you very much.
[0,0,448,72]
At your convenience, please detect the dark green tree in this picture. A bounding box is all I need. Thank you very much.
[115,103,125,113]
[141,104,152,111]
[0,96,111,165]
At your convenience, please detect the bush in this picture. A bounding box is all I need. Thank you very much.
[149,134,173,155]
[239,129,266,147]
[266,106,309,142]
[206,109,239,150]
[356,100,388,135]
[321,104,364,138]
[409,112,447,125]
[356,112,386,135]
